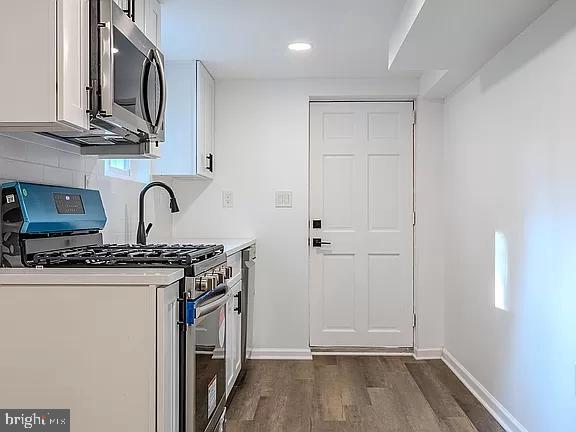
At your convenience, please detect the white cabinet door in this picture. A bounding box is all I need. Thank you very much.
[225,291,235,396]
[0,0,89,132]
[145,0,162,46]
[196,61,216,179]
[153,61,197,176]
[225,279,242,396]
[57,0,90,131]
[153,61,215,179]
[157,283,180,432]
[232,288,242,381]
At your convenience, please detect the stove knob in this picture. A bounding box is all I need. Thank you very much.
[205,275,218,290]
[214,271,225,284]
[226,266,233,279]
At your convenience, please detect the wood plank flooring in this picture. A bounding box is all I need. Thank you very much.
[226,356,504,432]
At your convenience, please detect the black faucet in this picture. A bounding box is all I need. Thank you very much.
[136,181,180,245]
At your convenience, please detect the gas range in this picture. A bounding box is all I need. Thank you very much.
[32,243,227,277]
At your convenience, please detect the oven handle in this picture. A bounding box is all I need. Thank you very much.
[195,284,229,320]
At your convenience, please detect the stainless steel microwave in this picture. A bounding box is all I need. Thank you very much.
[43,0,166,158]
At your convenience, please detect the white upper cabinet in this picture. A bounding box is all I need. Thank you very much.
[153,61,216,179]
[0,0,90,132]
[196,61,216,179]
[145,0,162,46]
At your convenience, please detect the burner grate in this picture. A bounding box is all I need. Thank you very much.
[32,244,225,267]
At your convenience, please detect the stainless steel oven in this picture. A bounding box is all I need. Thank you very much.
[181,283,229,432]
[43,0,166,158]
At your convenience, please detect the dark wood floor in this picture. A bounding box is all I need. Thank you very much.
[226,356,505,432]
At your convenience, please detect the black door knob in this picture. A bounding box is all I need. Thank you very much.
[312,238,331,248]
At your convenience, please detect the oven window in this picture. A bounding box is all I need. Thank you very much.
[195,306,226,431]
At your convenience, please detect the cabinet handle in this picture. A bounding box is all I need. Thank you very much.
[206,153,214,172]
[123,0,135,21]
[234,291,242,314]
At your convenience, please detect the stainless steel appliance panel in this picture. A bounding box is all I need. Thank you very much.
[182,288,228,432]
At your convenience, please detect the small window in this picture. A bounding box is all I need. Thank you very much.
[104,159,151,183]
[494,231,509,311]
[106,159,131,177]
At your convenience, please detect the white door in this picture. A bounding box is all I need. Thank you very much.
[309,101,414,347]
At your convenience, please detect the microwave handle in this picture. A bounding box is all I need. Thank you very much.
[140,54,153,126]
[141,49,166,134]
[152,49,167,132]
[99,21,113,116]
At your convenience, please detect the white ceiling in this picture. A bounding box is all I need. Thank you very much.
[161,0,413,80]
[388,0,559,97]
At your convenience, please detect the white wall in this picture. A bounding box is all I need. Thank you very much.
[414,98,445,356]
[0,135,170,245]
[443,0,576,430]
[170,77,445,354]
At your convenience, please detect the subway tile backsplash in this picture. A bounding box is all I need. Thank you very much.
[0,134,173,244]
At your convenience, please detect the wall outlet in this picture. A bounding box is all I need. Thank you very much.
[275,191,293,208]
[222,191,233,208]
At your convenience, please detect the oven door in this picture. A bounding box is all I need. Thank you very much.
[182,288,228,432]
[97,0,166,141]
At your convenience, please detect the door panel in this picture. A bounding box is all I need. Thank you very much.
[368,155,399,231]
[309,101,414,347]
[323,155,355,230]
[322,254,356,331]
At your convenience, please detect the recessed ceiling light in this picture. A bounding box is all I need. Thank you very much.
[288,42,312,52]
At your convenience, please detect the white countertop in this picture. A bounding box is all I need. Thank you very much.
[0,239,255,286]
[173,238,256,256]
[0,268,184,286]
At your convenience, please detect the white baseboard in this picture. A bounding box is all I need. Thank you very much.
[313,351,413,357]
[442,350,527,432]
[249,348,313,360]
[413,347,443,360]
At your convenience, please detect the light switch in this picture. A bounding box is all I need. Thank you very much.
[222,191,233,208]
[275,191,292,208]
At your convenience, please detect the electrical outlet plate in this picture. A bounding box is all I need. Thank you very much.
[222,191,233,208]
[275,191,292,208]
